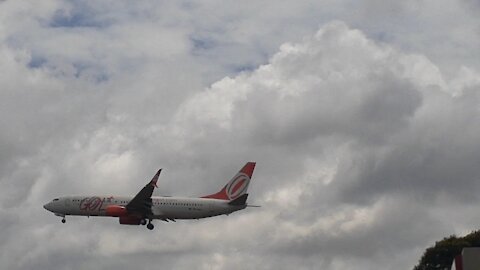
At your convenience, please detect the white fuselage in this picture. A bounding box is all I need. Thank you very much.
[44,195,246,220]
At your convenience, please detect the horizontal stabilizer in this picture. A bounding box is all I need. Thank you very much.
[228,194,248,206]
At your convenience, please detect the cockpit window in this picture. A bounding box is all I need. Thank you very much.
[53,198,59,201]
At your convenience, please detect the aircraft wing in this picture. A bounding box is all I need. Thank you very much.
[126,169,161,217]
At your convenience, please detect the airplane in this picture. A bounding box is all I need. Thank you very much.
[43,162,257,230]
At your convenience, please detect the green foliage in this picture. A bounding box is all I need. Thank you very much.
[413,230,480,270]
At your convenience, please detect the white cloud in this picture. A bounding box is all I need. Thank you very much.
[163,20,480,270]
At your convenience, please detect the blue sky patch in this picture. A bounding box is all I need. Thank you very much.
[190,37,217,51]
[27,56,47,69]
[49,4,107,28]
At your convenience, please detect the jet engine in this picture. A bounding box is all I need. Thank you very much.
[119,216,142,225]
[105,205,128,217]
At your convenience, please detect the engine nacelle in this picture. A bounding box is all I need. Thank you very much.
[105,205,128,217]
[119,216,142,225]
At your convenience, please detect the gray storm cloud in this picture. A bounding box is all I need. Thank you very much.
[167,22,480,268]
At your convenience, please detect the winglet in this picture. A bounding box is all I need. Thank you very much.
[150,169,162,188]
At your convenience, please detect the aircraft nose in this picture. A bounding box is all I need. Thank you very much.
[43,202,52,212]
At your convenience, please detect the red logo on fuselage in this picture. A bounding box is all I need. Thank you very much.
[80,197,107,211]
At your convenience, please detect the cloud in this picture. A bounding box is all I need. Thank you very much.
[165,20,480,269]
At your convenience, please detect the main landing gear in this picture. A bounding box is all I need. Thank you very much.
[147,223,154,230]
[61,218,66,223]
[141,218,154,230]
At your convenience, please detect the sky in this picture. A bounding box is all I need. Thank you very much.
[1,0,480,269]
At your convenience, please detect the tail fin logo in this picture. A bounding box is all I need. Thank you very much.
[226,173,250,200]
[200,162,255,200]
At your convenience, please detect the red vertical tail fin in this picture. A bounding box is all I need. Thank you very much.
[201,162,256,201]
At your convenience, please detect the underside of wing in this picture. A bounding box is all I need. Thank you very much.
[126,169,161,217]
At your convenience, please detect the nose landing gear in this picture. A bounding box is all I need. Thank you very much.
[146,220,154,230]
[55,214,66,223]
